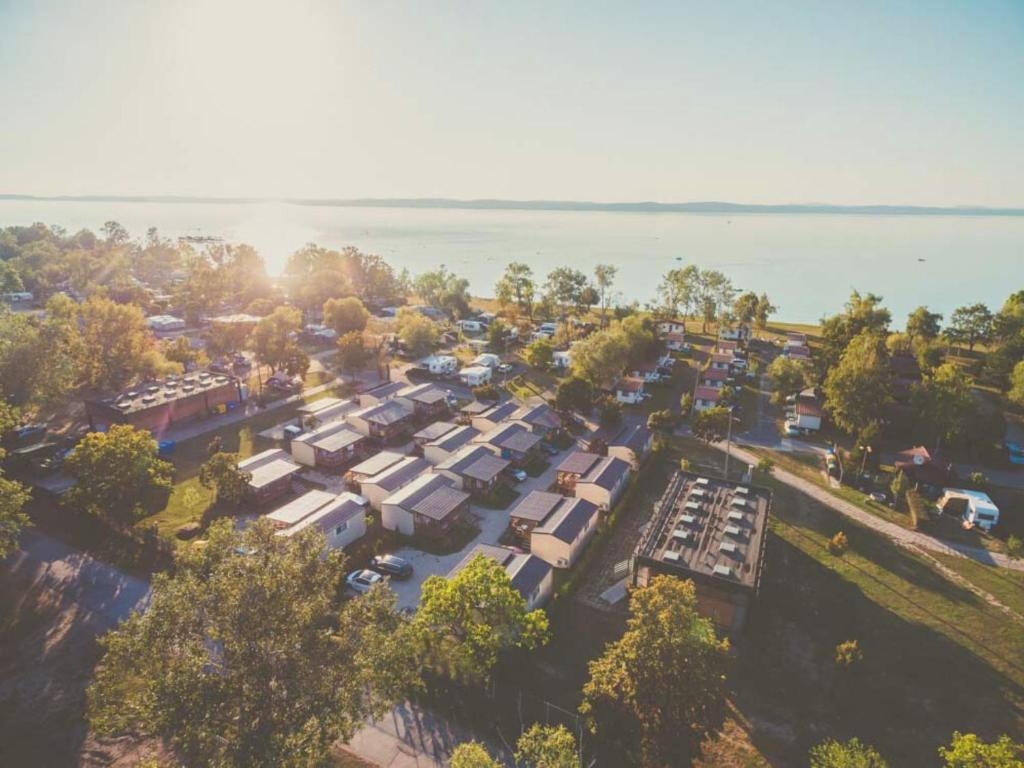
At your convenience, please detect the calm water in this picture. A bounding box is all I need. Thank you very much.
[2,199,1021,324]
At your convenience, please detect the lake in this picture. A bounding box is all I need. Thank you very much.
[2,199,1021,325]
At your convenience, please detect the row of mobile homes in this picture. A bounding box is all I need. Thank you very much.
[346,400,415,442]
[359,456,430,510]
[267,489,368,550]
[382,473,471,537]
[436,444,510,495]
[423,425,480,465]
[290,421,368,468]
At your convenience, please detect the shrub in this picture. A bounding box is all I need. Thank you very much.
[835,639,863,668]
[1008,535,1023,559]
[828,531,849,556]
[755,457,775,477]
[472,383,500,402]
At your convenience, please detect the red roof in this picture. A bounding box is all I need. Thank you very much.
[716,340,738,352]
[616,377,645,393]
[694,386,721,402]
[710,352,734,364]
[702,367,729,382]
[796,400,822,418]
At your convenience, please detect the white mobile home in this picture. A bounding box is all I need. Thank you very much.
[269,490,368,551]
[459,365,493,387]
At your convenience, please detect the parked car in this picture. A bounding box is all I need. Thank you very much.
[209,360,231,374]
[496,363,513,374]
[346,569,385,594]
[369,554,413,580]
[511,469,528,482]
[541,443,560,456]
[5,423,47,448]
[866,491,888,504]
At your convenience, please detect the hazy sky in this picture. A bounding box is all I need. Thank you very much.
[1,0,1022,205]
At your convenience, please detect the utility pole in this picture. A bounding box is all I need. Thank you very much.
[723,405,735,479]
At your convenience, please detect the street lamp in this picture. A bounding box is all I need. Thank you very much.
[858,445,873,482]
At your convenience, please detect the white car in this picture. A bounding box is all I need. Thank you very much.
[511,469,528,482]
[346,569,385,594]
[782,422,801,437]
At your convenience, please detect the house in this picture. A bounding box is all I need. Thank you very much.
[345,451,407,488]
[614,377,646,405]
[358,456,430,510]
[693,386,722,412]
[938,488,1000,532]
[299,396,358,426]
[474,422,543,466]
[146,314,186,334]
[716,339,739,354]
[423,425,481,465]
[785,345,812,362]
[471,401,520,432]
[633,472,770,634]
[448,544,554,611]
[395,383,450,421]
[785,331,807,346]
[458,319,485,333]
[358,381,406,407]
[552,350,572,370]
[656,319,686,338]
[790,399,822,432]
[85,371,244,434]
[608,423,654,470]
[709,352,734,371]
[239,449,303,503]
[530,495,600,569]
[719,324,751,342]
[459,365,493,387]
[629,362,662,384]
[412,421,459,448]
[381,473,471,537]
[267,489,368,550]
[346,400,415,442]
[574,456,631,511]
[555,451,603,494]
[290,421,368,468]
[460,400,491,420]
[700,367,730,389]
[511,399,562,437]
[663,332,687,351]
[419,354,459,376]
[472,353,501,369]
[436,444,510,495]
[892,446,953,493]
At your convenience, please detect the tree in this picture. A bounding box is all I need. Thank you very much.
[544,267,591,321]
[656,265,700,321]
[284,244,350,313]
[64,425,174,526]
[944,303,993,353]
[251,305,304,373]
[823,330,892,439]
[594,264,618,327]
[495,262,535,317]
[413,554,550,681]
[323,296,370,335]
[199,452,252,507]
[647,409,676,435]
[820,291,892,372]
[597,395,622,426]
[890,470,911,508]
[835,639,863,668]
[767,356,811,404]
[516,724,579,768]
[207,320,253,360]
[449,742,502,768]
[0,403,29,559]
[939,732,1023,767]
[396,307,438,357]
[911,363,975,451]
[487,318,507,352]
[692,406,730,443]
[414,267,471,319]
[78,296,165,391]
[906,306,943,344]
[1010,360,1024,408]
[754,292,777,329]
[555,377,593,413]
[525,337,554,370]
[985,291,1024,386]
[755,457,775,477]
[580,576,730,765]
[733,291,760,326]
[162,335,202,368]
[570,330,627,387]
[88,519,418,767]
[829,531,850,556]
[809,738,888,767]
[337,331,370,375]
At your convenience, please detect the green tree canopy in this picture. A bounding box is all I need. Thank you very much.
[88,519,419,767]
[555,376,593,413]
[939,731,1023,768]
[515,724,579,768]
[944,303,993,352]
[823,330,892,439]
[809,737,889,767]
[414,267,472,319]
[495,261,536,316]
[692,406,731,443]
[525,337,555,370]
[323,295,370,335]
[78,295,167,391]
[767,356,811,404]
[580,576,730,766]
[449,741,502,768]
[337,330,370,375]
[910,362,975,450]
[1009,360,1024,408]
[198,452,252,507]
[820,291,892,372]
[251,305,304,373]
[906,306,943,343]
[594,263,618,327]
[396,307,438,357]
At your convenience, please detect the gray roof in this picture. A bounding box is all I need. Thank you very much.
[580,456,631,491]
[534,498,599,544]
[350,400,412,426]
[478,422,542,454]
[266,489,338,527]
[398,383,448,404]
[364,457,430,492]
[348,451,406,477]
[447,545,551,602]
[511,400,561,429]
[510,490,565,523]
[428,425,480,453]
[461,400,491,415]
[385,473,469,520]
[557,451,602,476]
[438,445,510,482]
[274,492,367,537]
[610,423,652,452]
[413,421,458,442]
[239,449,302,489]
[477,401,519,423]
[363,381,406,400]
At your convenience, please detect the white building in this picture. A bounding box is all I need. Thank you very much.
[419,355,459,376]
[574,456,631,511]
[459,365,493,387]
[358,456,431,510]
[938,489,1001,531]
[267,490,368,551]
[471,353,501,369]
[381,473,470,537]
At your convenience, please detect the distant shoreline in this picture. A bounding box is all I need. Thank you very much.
[2,194,1023,217]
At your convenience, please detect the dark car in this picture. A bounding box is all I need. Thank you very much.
[369,554,413,580]
[5,423,47,448]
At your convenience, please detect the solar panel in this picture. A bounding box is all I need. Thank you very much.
[724,524,742,537]
[695,477,709,486]
[727,510,745,522]
[663,550,681,562]
[719,541,737,554]
[672,528,692,542]
[713,564,732,576]
[684,500,701,511]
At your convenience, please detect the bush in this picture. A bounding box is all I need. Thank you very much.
[472,383,500,402]
[828,531,849,556]
[1008,535,1023,559]
[755,457,775,477]
[907,490,928,531]
[835,639,863,668]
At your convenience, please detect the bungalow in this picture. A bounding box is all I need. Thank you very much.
[419,354,459,377]
[700,367,730,389]
[716,339,739,354]
[510,399,562,437]
[938,488,1000,531]
[290,421,368,469]
[358,381,406,407]
[239,449,303,504]
[395,383,450,421]
[693,386,722,412]
[471,401,520,433]
[719,323,751,342]
[358,456,431,510]
[459,365,493,387]
[656,319,686,338]
[345,450,407,488]
[663,332,687,351]
[436,444,510,495]
[785,332,807,347]
[412,421,459,448]
[474,422,543,466]
[709,352,734,371]
[346,400,415,443]
[607,423,654,470]
[785,345,812,362]
[448,544,554,611]
[423,425,481,465]
[530,495,600,569]
[614,377,646,405]
[552,350,572,370]
[574,455,631,511]
[629,362,662,384]
[267,489,368,550]
[299,396,357,426]
[893,446,953,494]
[472,353,501,369]
[790,399,822,432]
[555,451,603,494]
[381,473,471,537]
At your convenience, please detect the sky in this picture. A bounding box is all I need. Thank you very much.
[1,0,1022,206]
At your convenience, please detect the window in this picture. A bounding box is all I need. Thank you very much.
[334,521,348,535]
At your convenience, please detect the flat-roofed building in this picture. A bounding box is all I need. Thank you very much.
[346,400,415,443]
[436,444,510,495]
[239,449,303,503]
[267,489,368,550]
[381,473,470,537]
[290,421,369,469]
[574,456,631,511]
[423,425,480,465]
[448,544,553,611]
[358,456,430,510]
[633,471,770,634]
[473,422,542,466]
[555,451,603,494]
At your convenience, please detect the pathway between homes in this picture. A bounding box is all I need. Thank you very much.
[721,441,1024,572]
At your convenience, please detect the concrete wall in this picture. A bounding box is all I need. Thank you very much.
[381,503,415,535]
